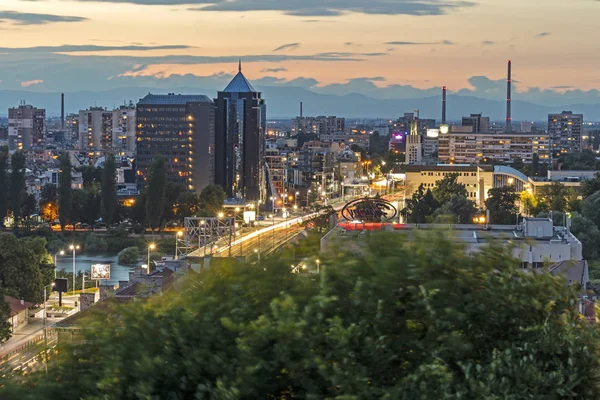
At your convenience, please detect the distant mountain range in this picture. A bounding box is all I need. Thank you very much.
[0,86,599,122]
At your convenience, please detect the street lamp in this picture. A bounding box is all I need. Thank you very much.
[69,244,79,294]
[148,243,156,275]
[54,250,65,279]
[283,208,288,236]
[43,282,55,376]
[218,212,224,219]
[175,231,183,260]
[316,259,320,274]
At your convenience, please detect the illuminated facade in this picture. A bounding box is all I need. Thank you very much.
[214,64,266,201]
[548,111,583,159]
[8,104,46,151]
[438,132,550,164]
[136,94,215,191]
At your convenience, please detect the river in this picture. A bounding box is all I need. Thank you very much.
[55,253,135,285]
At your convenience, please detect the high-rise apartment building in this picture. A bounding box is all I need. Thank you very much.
[112,104,136,154]
[406,118,423,165]
[78,106,137,154]
[78,107,113,151]
[214,64,266,201]
[8,104,46,151]
[136,94,215,191]
[548,111,583,159]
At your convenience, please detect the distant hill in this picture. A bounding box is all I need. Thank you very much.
[0,86,598,121]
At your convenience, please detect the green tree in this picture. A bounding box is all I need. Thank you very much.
[118,246,139,266]
[405,184,438,223]
[40,183,57,205]
[21,193,37,219]
[540,181,570,212]
[101,154,117,225]
[581,173,600,199]
[582,191,600,228]
[485,186,519,224]
[0,234,44,303]
[145,155,167,232]
[435,194,477,224]
[0,147,9,228]
[175,191,201,219]
[199,184,226,215]
[11,233,600,399]
[531,152,540,176]
[58,154,73,231]
[9,151,26,226]
[78,165,103,189]
[511,156,525,172]
[161,183,185,224]
[570,213,600,259]
[0,292,12,343]
[431,173,467,205]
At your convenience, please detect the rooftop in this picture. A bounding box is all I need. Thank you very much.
[222,62,257,93]
[137,93,213,105]
[5,296,33,318]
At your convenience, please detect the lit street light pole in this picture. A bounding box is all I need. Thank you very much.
[316,259,320,274]
[43,282,55,376]
[175,231,183,260]
[54,250,64,279]
[69,244,79,293]
[148,243,156,275]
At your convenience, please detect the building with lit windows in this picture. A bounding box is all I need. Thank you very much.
[112,104,136,154]
[78,107,113,151]
[136,93,215,191]
[8,104,46,151]
[214,63,266,201]
[548,111,583,159]
[438,131,550,164]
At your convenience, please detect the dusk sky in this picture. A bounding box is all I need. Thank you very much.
[1,0,599,103]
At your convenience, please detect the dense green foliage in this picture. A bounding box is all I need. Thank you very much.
[199,184,227,215]
[117,246,139,266]
[145,155,167,231]
[405,184,438,223]
[58,154,73,230]
[9,151,26,226]
[0,291,12,343]
[101,154,117,225]
[0,147,8,227]
[9,233,600,399]
[485,186,519,224]
[0,234,52,304]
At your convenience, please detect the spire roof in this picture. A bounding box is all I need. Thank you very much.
[223,60,257,93]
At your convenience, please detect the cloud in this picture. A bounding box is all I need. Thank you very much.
[0,44,194,53]
[386,40,455,46]
[481,40,495,46]
[63,0,476,17]
[21,79,43,87]
[273,43,300,52]
[0,11,86,25]
[261,67,287,73]
[536,32,551,38]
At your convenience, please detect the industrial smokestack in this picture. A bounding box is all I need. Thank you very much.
[61,93,65,130]
[506,60,512,132]
[300,102,303,118]
[442,86,447,125]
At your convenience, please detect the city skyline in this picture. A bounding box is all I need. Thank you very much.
[0,0,599,105]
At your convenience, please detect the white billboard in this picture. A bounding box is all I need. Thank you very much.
[91,264,111,280]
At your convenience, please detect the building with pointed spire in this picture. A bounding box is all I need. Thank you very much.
[214,61,266,201]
